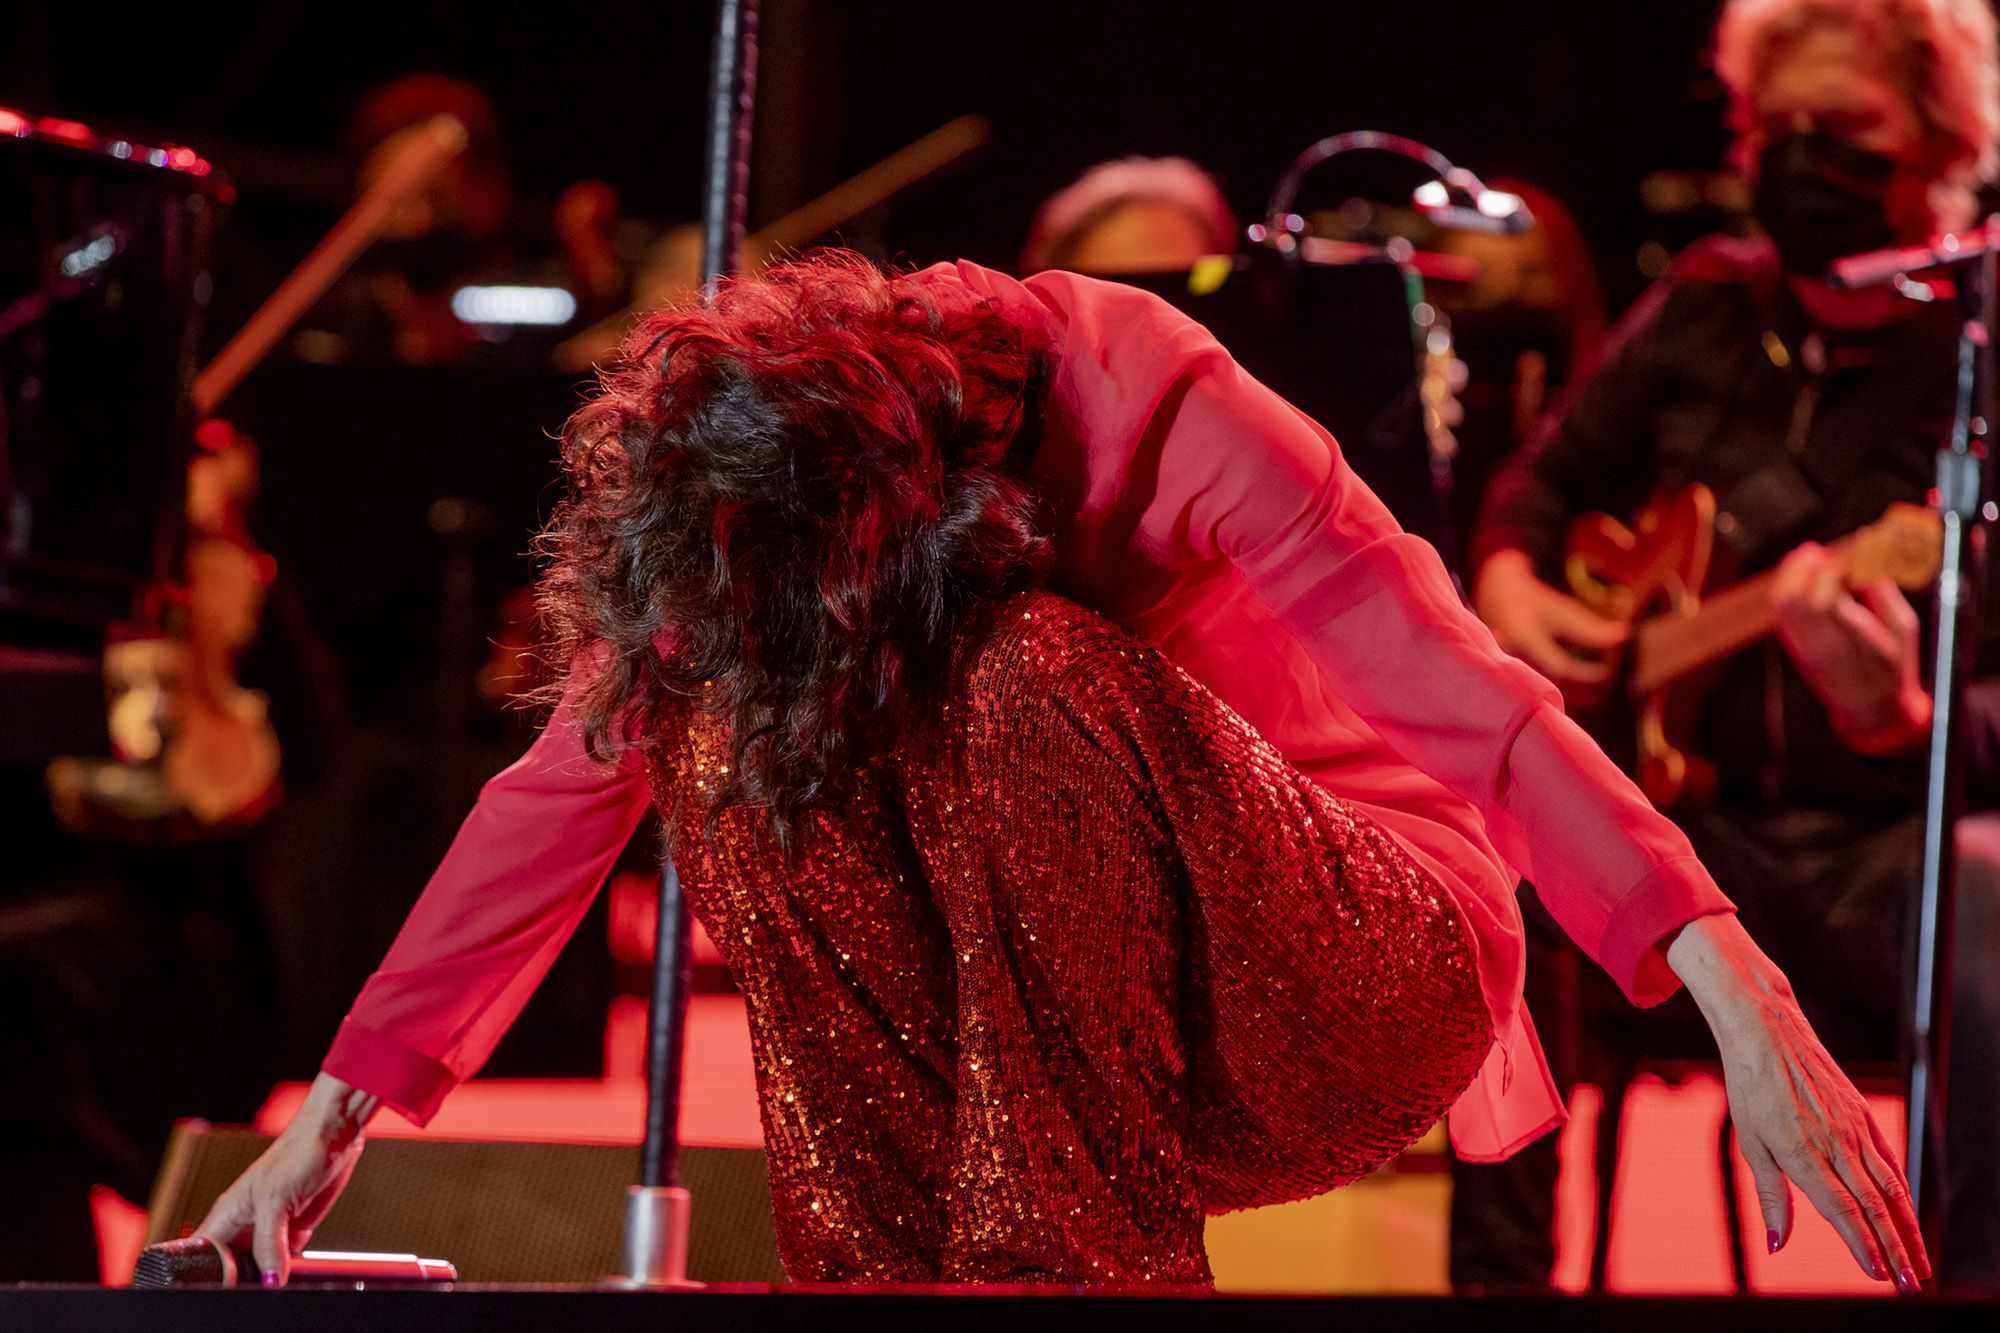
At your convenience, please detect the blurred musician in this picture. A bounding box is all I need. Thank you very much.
[5,421,344,1280]
[1464,0,2000,1289]
[288,74,515,367]
[291,73,636,368]
[1021,155,1238,275]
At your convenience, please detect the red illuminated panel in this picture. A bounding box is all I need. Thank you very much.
[3,107,216,179]
[35,116,93,143]
[254,994,764,1150]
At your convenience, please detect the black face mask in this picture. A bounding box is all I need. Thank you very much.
[1752,130,1900,279]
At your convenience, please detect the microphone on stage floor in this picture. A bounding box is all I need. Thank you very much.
[131,1237,457,1287]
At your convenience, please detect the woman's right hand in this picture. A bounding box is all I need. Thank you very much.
[194,1073,380,1285]
[1472,549,1629,710]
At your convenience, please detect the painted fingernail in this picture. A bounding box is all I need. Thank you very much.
[1767,1229,1780,1254]
[261,1270,280,1288]
[1898,1266,1921,1294]
[1869,1256,1888,1281]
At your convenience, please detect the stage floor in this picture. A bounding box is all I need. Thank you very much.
[6,1285,1995,1333]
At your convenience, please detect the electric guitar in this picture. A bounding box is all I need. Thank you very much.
[1564,483,1941,809]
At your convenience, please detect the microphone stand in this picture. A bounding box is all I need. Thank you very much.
[1252,132,1526,579]
[1910,218,1993,1257]
[617,0,760,1288]
[1835,216,1999,1256]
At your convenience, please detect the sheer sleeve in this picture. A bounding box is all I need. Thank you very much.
[1002,266,1735,1007]
[322,661,653,1123]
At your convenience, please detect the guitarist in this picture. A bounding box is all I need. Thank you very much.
[1462,0,2000,1291]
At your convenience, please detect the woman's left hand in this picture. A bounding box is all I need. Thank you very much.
[1667,913,1930,1291]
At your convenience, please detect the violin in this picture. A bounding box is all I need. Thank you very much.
[48,422,282,836]
[45,118,474,839]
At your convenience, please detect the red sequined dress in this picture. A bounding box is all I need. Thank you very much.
[650,590,1490,1282]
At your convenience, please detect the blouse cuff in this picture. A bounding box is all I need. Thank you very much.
[321,1017,458,1127]
[1600,855,1737,1007]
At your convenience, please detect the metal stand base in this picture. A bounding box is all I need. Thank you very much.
[609,1184,700,1289]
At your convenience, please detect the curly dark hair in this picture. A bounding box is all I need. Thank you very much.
[536,250,1051,848]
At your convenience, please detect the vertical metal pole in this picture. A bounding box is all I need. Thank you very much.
[640,854,696,1194]
[619,849,696,1286]
[699,0,759,292]
[619,0,759,1287]
[1906,216,1995,1255]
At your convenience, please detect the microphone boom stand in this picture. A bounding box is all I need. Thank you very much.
[1836,216,1999,1258]
[1908,220,1994,1258]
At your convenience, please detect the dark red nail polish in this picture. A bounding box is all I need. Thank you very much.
[261,1270,280,1288]
[1898,1266,1920,1294]
[1766,1229,1780,1254]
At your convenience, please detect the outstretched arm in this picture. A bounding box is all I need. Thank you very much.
[1009,266,1926,1288]
[200,658,653,1283]
[320,663,653,1123]
[1015,265,1715,1002]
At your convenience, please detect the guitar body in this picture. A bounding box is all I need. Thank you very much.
[1561,484,1942,812]
[47,433,285,841]
[1564,485,1721,810]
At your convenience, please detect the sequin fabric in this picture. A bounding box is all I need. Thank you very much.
[645,589,1492,1285]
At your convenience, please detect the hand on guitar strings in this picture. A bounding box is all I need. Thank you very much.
[1472,549,1630,709]
[1771,542,1932,755]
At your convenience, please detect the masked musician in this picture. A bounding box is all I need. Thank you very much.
[195,242,1922,1285]
[1465,0,2000,1290]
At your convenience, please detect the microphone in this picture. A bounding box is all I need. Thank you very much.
[1412,174,1534,236]
[1260,130,1535,251]
[1828,222,1999,289]
[131,1237,457,1287]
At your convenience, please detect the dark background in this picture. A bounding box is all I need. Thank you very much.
[0,0,1749,1097]
[0,0,1751,751]
[2,0,1748,1162]
[1,0,1733,303]
[0,0,1752,1276]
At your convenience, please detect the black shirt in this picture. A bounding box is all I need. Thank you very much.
[1474,234,1967,816]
